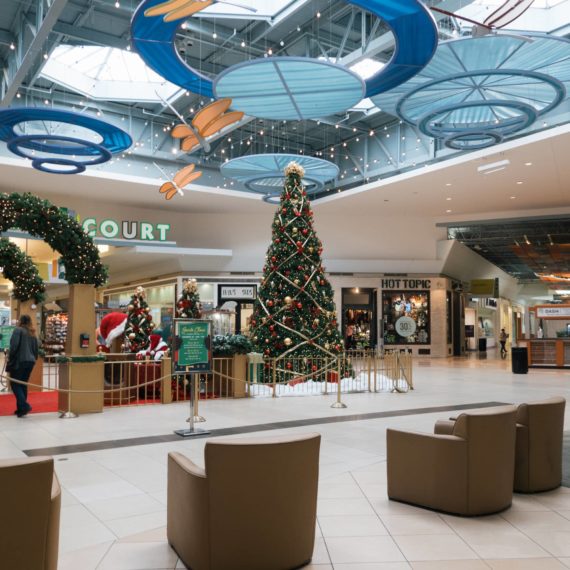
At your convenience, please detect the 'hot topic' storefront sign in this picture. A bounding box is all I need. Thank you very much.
[82,218,172,243]
[381,278,431,289]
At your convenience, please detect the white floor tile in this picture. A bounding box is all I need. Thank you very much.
[57,540,113,570]
[318,514,388,537]
[105,510,167,539]
[325,536,406,564]
[97,541,178,570]
[464,532,551,559]
[484,558,568,569]
[380,513,454,536]
[502,510,570,532]
[526,532,570,557]
[318,497,377,516]
[86,493,164,521]
[393,534,479,561]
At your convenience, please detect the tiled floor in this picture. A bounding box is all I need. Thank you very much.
[1,353,569,569]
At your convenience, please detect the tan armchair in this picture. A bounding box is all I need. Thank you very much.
[0,457,61,570]
[387,406,517,516]
[514,397,566,493]
[168,433,321,570]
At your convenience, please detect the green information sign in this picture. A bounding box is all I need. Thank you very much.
[0,325,15,350]
[173,319,212,373]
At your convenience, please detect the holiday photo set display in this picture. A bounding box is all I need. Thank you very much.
[382,291,430,345]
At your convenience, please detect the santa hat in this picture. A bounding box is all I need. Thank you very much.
[138,333,168,361]
[99,312,127,348]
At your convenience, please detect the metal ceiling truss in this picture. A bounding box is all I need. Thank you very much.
[0,0,569,197]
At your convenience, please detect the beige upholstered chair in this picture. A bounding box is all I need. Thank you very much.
[0,457,61,570]
[514,397,566,493]
[167,433,321,570]
[387,406,517,516]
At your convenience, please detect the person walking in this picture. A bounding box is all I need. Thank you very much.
[7,315,39,417]
[499,328,509,357]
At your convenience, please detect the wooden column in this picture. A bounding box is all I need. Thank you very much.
[58,284,104,414]
[66,284,97,355]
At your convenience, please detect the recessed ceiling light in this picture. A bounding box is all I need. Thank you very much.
[445,183,452,186]
[446,197,452,201]
[446,209,452,213]
[525,162,532,166]
[516,181,523,185]
[510,196,516,199]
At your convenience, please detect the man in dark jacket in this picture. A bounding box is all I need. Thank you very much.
[8,315,39,417]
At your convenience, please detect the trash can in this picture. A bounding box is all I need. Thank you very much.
[478,337,487,352]
[512,347,529,374]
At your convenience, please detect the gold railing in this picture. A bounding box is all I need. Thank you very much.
[246,349,413,398]
[0,349,413,417]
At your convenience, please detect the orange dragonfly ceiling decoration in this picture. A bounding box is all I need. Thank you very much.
[157,163,202,200]
[171,98,244,154]
[145,0,256,22]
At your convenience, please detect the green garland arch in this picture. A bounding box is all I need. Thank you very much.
[0,238,45,303]
[0,193,107,287]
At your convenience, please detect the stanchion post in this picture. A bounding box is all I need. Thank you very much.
[193,374,206,422]
[272,359,277,398]
[59,361,77,419]
[331,354,347,409]
[175,368,210,437]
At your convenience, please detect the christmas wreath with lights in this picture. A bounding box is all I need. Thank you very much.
[0,238,45,303]
[0,192,107,286]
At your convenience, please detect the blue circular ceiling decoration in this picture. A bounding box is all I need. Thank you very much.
[371,34,570,149]
[346,0,438,97]
[214,58,365,121]
[132,0,437,101]
[0,108,132,174]
[417,100,538,140]
[220,154,339,195]
[444,132,503,151]
[131,0,214,97]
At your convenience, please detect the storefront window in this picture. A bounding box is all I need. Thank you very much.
[382,291,430,345]
[342,288,377,349]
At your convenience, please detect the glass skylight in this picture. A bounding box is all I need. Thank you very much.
[456,0,570,33]
[40,45,180,103]
[349,59,385,81]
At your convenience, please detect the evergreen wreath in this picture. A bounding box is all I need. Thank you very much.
[0,192,107,286]
[0,238,45,303]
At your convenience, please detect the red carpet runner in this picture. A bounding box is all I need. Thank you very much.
[0,392,58,416]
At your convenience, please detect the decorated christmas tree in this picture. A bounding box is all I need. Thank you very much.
[124,286,155,353]
[176,279,202,318]
[251,162,346,378]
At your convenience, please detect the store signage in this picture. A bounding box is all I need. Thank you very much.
[537,306,570,318]
[173,319,212,373]
[82,218,171,242]
[470,279,499,298]
[0,325,14,350]
[220,285,257,299]
[381,279,431,289]
[395,316,417,338]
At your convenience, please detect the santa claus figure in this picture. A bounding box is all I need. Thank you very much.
[137,334,169,361]
[97,312,127,353]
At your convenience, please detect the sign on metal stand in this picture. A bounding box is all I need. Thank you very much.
[173,319,212,437]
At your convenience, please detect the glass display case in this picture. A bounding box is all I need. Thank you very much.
[382,290,430,345]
